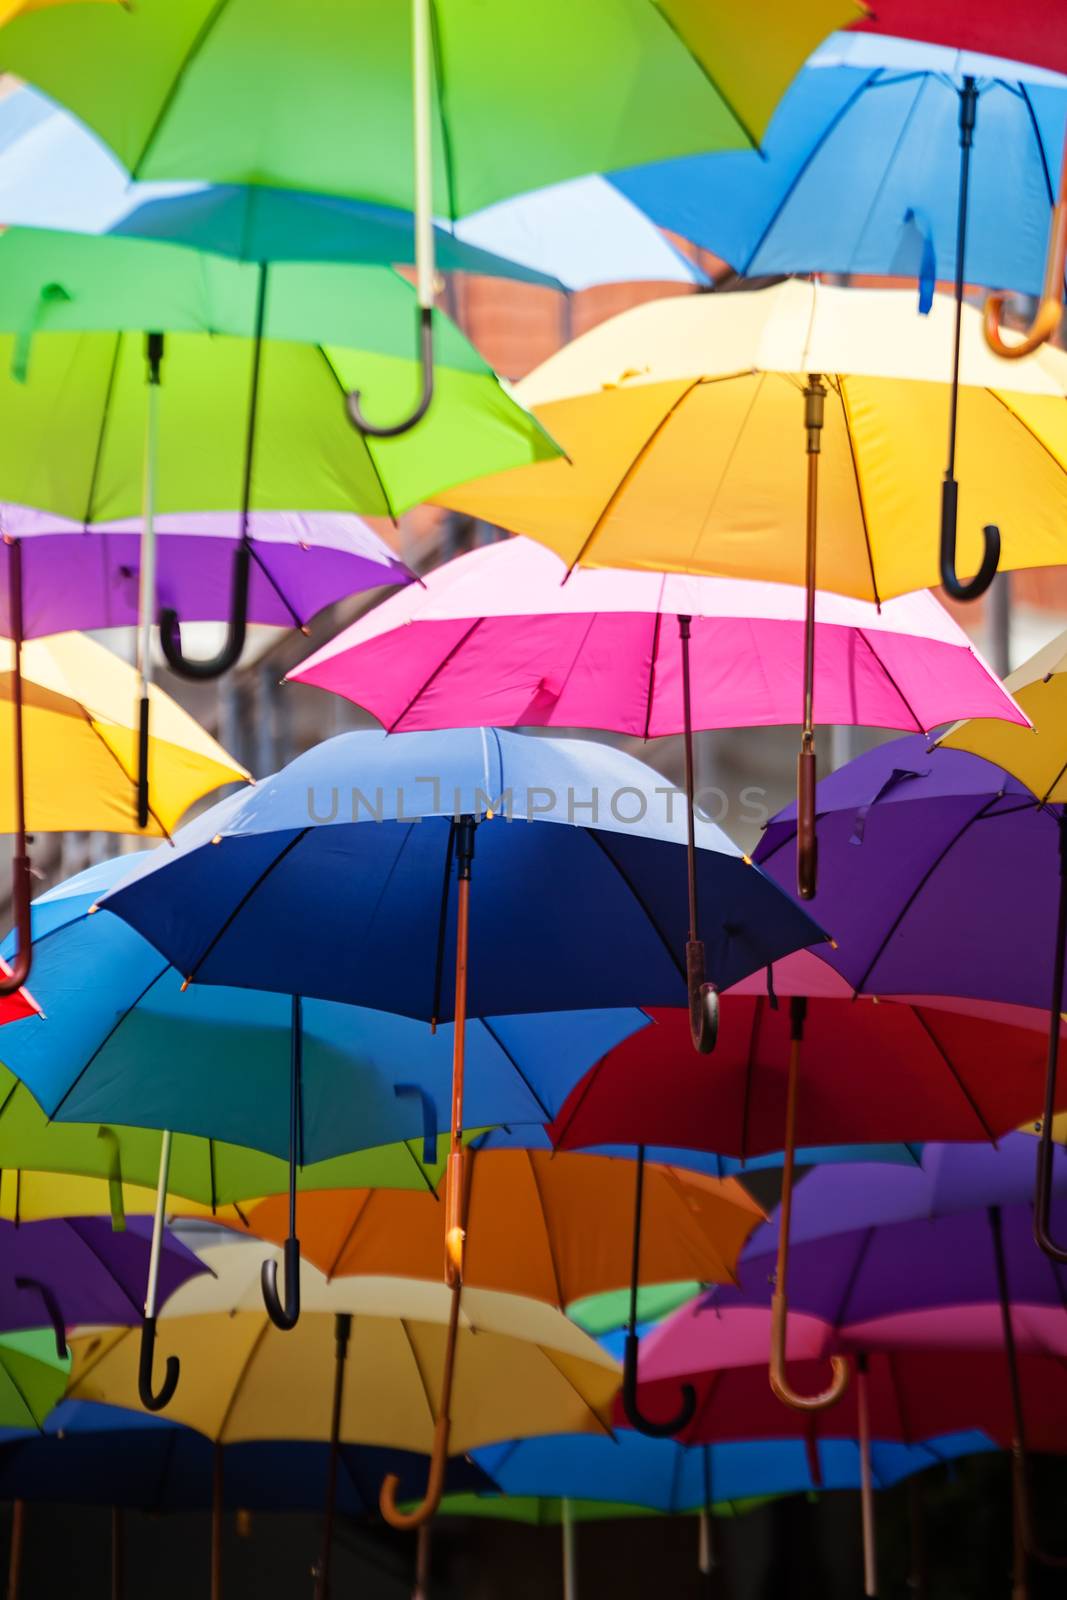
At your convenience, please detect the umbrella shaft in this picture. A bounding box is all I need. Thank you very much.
[801,379,825,742]
[561,1498,578,1600]
[144,1130,173,1318]
[857,1356,877,1597]
[316,1314,352,1600]
[947,79,977,475]
[138,343,162,693]
[411,0,436,308]
[678,616,699,941]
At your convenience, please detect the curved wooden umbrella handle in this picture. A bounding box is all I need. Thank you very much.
[984,156,1067,360]
[380,1413,451,1530]
[769,1291,850,1412]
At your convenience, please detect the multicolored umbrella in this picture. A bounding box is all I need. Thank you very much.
[2,850,642,1412]
[437,280,1067,897]
[95,726,824,1516]
[0,0,852,430]
[0,630,247,993]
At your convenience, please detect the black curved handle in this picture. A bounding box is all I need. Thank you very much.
[346,305,434,438]
[621,1331,697,1439]
[138,1314,179,1412]
[686,941,719,1054]
[159,542,250,681]
[0,849,32,997]
[261,1235,301,1331]
[940,477,1001,602]
[14,1277,67,1359]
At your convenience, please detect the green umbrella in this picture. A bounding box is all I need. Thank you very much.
[435,1492,768,1523]
[0,1329,70,1430]
[567,1284,701,1340]
[1,0,853,435]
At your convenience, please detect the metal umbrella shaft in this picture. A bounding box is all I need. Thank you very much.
[0,536,32,996]
[315,1312,352,1600]
[857,1353,877,1597]
[796,378,825,901]
[136,333,163,830]
[1035,815,1067,1262]
[679,615,718,1052]
[562,1498,578,1600]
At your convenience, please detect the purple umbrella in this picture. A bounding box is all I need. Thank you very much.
[2,1216,208,1356]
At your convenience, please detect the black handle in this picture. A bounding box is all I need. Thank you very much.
[137,1314,179,1412]
[621,1331,697,1439]
[940,477,1001,602]
[14,1277,67,1359]
[159,542,250,681]
[136,696,151,831]
[347,306,435,438]
[261,1235,301,1331]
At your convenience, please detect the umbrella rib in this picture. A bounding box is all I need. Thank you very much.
[125,0,236,180]
[325,1189,378,1282]
[0,1351,46,1433]
[80,332,124,530]
[401,1138,441,1197]
[65,1215,144,1317]
[642,612,662,743]
[245,542,303,630]
[565,379,704,574]
[216,1318,272,1444]
[850,794,1003,995]
[427,0,460,223]
[48,959,173,1122]
[855,630,925,732]
[907,1008,998,1141]
[386,618,485,731]
[833,380,881,608]
[829,1227,877,1330]
[476,1018,553,1121]
[313,347,398,523]
[582,832,687,983]
[64,1325,126,1395]
[984,385,1067,497]
[547,1049,611,1150]
[397,1318,443,1433]
[538,1345,615,1437]
[640,4,760,150]
[183,829,311,986]
[72,699,171,838]
[1018,83,1059,207]
[522,1151,567,1310]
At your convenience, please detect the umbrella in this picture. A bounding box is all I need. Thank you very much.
[469,1428,997,1598]
[0,1329,69,1429]
[289,535,1024,1037]
[436,280,1067,899]
[0,1216,205,1354]
[67,1242,621,1596]
[95,725,824,1515]
[2,850,643,1413]
[0,629,247,995]
[614,32,1067,588]
[755,722,1067,1256]
[0,0,852,433]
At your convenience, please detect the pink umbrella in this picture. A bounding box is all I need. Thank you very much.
[290,537,1026,1054]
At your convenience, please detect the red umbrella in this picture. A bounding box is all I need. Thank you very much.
[852,1,1067,359]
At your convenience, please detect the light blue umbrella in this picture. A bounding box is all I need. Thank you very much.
[612,33,1067,602]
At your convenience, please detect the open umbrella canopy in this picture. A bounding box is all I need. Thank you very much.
[471,1429,997,1513]
[436,279,1067,599]
[0,1330,69,1430]
[613,34,1067,298]
[0,631,247,835]
[66,1244,621,1452]
[0,1400,496,1511]
[96,727,825,1014]
[0,1216,206,1337]
[850,0,1067,76]
[0,0,853,212]
[233,1150,764,1308]
[0,855,644,1159]
[290,536,1025,736]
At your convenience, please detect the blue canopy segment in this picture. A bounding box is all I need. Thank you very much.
[0,855,646,1158]
[612,35,1067,301]
[0,1402,495,1512]
[99,729,825,1018]
[472,1429,997,1513]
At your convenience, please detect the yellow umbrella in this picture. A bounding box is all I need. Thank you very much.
[0,629,248,989]
[940,628,1067,1269]
[439,280,1064,898]
[68,1241,619,1573]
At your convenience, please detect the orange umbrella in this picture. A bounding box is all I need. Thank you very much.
[235,1148,763,1310]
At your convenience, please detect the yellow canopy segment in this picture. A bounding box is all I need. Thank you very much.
[0,631,248,834]
[439,280,1067,599]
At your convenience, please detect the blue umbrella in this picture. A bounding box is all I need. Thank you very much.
[612,32,1067,601]
[98,727,824,1517]
[1,848,645,1415]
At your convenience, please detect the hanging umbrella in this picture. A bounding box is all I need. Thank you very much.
[289,534,1024,1040]
[94,725,824,1515]
[754,719,1067,1261]
[66,1241,622,1595]
[1,850,643,1413]
[0,1330,69,1430]
[0,629,247,996]
[436,280,1067,900]
[0,0,853,436]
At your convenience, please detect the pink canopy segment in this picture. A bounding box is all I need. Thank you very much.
[290,537,1026,736]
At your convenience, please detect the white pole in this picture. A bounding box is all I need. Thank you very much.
[561,1498,577,1600]
[698,1510,715,1576]
[412,0,436,310]
[138,343,161,700]
[857,1356,877,1597]
[144,1129,173,1318]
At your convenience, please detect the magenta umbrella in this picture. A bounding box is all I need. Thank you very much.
[289,536,1026,1054]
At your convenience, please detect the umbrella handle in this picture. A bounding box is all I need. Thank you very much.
[686,942,719,1054]
[381,1275,461,1529]
[939,477,1001,603]
[137,1314,179,1412]
[14,1277,67,1360]
[621,1330,697,1438]
[347,306,435,438]
[158,541,250,681]
[768,1291,849,1412]
[261,1236,301,1331]
[984,159,1067,361]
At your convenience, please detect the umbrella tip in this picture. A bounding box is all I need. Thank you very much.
[180,977,191,992]
[87,902,99,915]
